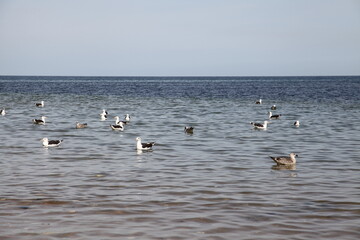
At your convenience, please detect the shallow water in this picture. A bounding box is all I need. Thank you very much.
[0,76,359,239]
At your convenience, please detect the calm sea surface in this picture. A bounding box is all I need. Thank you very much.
[0,76,359,240]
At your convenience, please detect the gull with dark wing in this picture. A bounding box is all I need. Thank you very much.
[110,121,124,131]
[100,109,108,121]
[250,120,268,130]
[33,116,47,125]
[268,111,281,120]
[136,137,155,150]
[294,120,300,127]
[35,101,44,107]
[184,126,194,134]
[41,138,63,147]
[114,116,128,125]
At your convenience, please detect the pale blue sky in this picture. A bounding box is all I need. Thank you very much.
[0,0,359,76]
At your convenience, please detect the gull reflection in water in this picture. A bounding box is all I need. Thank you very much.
[271,164,296,171]
[136,149,154,155]
[271,164,297,177]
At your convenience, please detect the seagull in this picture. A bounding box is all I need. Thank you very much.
[124,114,131,122]
[110,121,124,131]
[41,138,63,147]
[271,105,277,110]
[184,126,194,134]
[294,120,300,127]
[255,99,262,104]
[268,111,281,119]
[35,101,44,107]
[101,109,108,116]
[0,108,5,116]
[33,116,47,125]
[136,137,155,150]
[114,116,127,125]
[100,109,108,121]
[250,120,269,130]
[270,153,298,165]
[76,122,88,129]
[100,114,107,121]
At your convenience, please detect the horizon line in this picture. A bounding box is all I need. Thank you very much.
[1,74,359,78]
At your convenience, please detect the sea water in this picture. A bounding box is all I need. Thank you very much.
[0,76,359,239]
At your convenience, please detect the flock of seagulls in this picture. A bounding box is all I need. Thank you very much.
[251,99,300,130]
[2,101,159,150]
[1,98,299,166]
[252,99,299,165]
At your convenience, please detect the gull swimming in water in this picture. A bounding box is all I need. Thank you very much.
[76,122,88,129]
[270,153,298,165]
[250,120,269,130]
[33,116,47,125]
[35,101,44,107]
[271,105,277,110]
[100,109,108,121]
[0,108,5,116]
[114,116,128,125]
[268,111,281,119]
[184,126,194,134]
[294,120,300,127]
[110,121,124,131]
[41,137,63,147]
[124,114,131,122]
[255,99,262,104]
[136,137,155,150]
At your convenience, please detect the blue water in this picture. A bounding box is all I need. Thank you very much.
[1,76,359,101]
[0,76,359,240]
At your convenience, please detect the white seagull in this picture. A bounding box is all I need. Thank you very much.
[268,111,281,119]
[33,116,47,125]
[270,153,298,165]
[136,137,155,150]
[250,120,269,130]
[110,121,124,131]
[35,101,44,107]
[100,109,108,121]
[101,109,108,116]
[124,114,131,122]
[41,138,63,147]
[0,108,5,116]
[294,120,300,127]
[255,99,262,104]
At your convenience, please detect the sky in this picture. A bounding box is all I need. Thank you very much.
[0,0,359,76]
